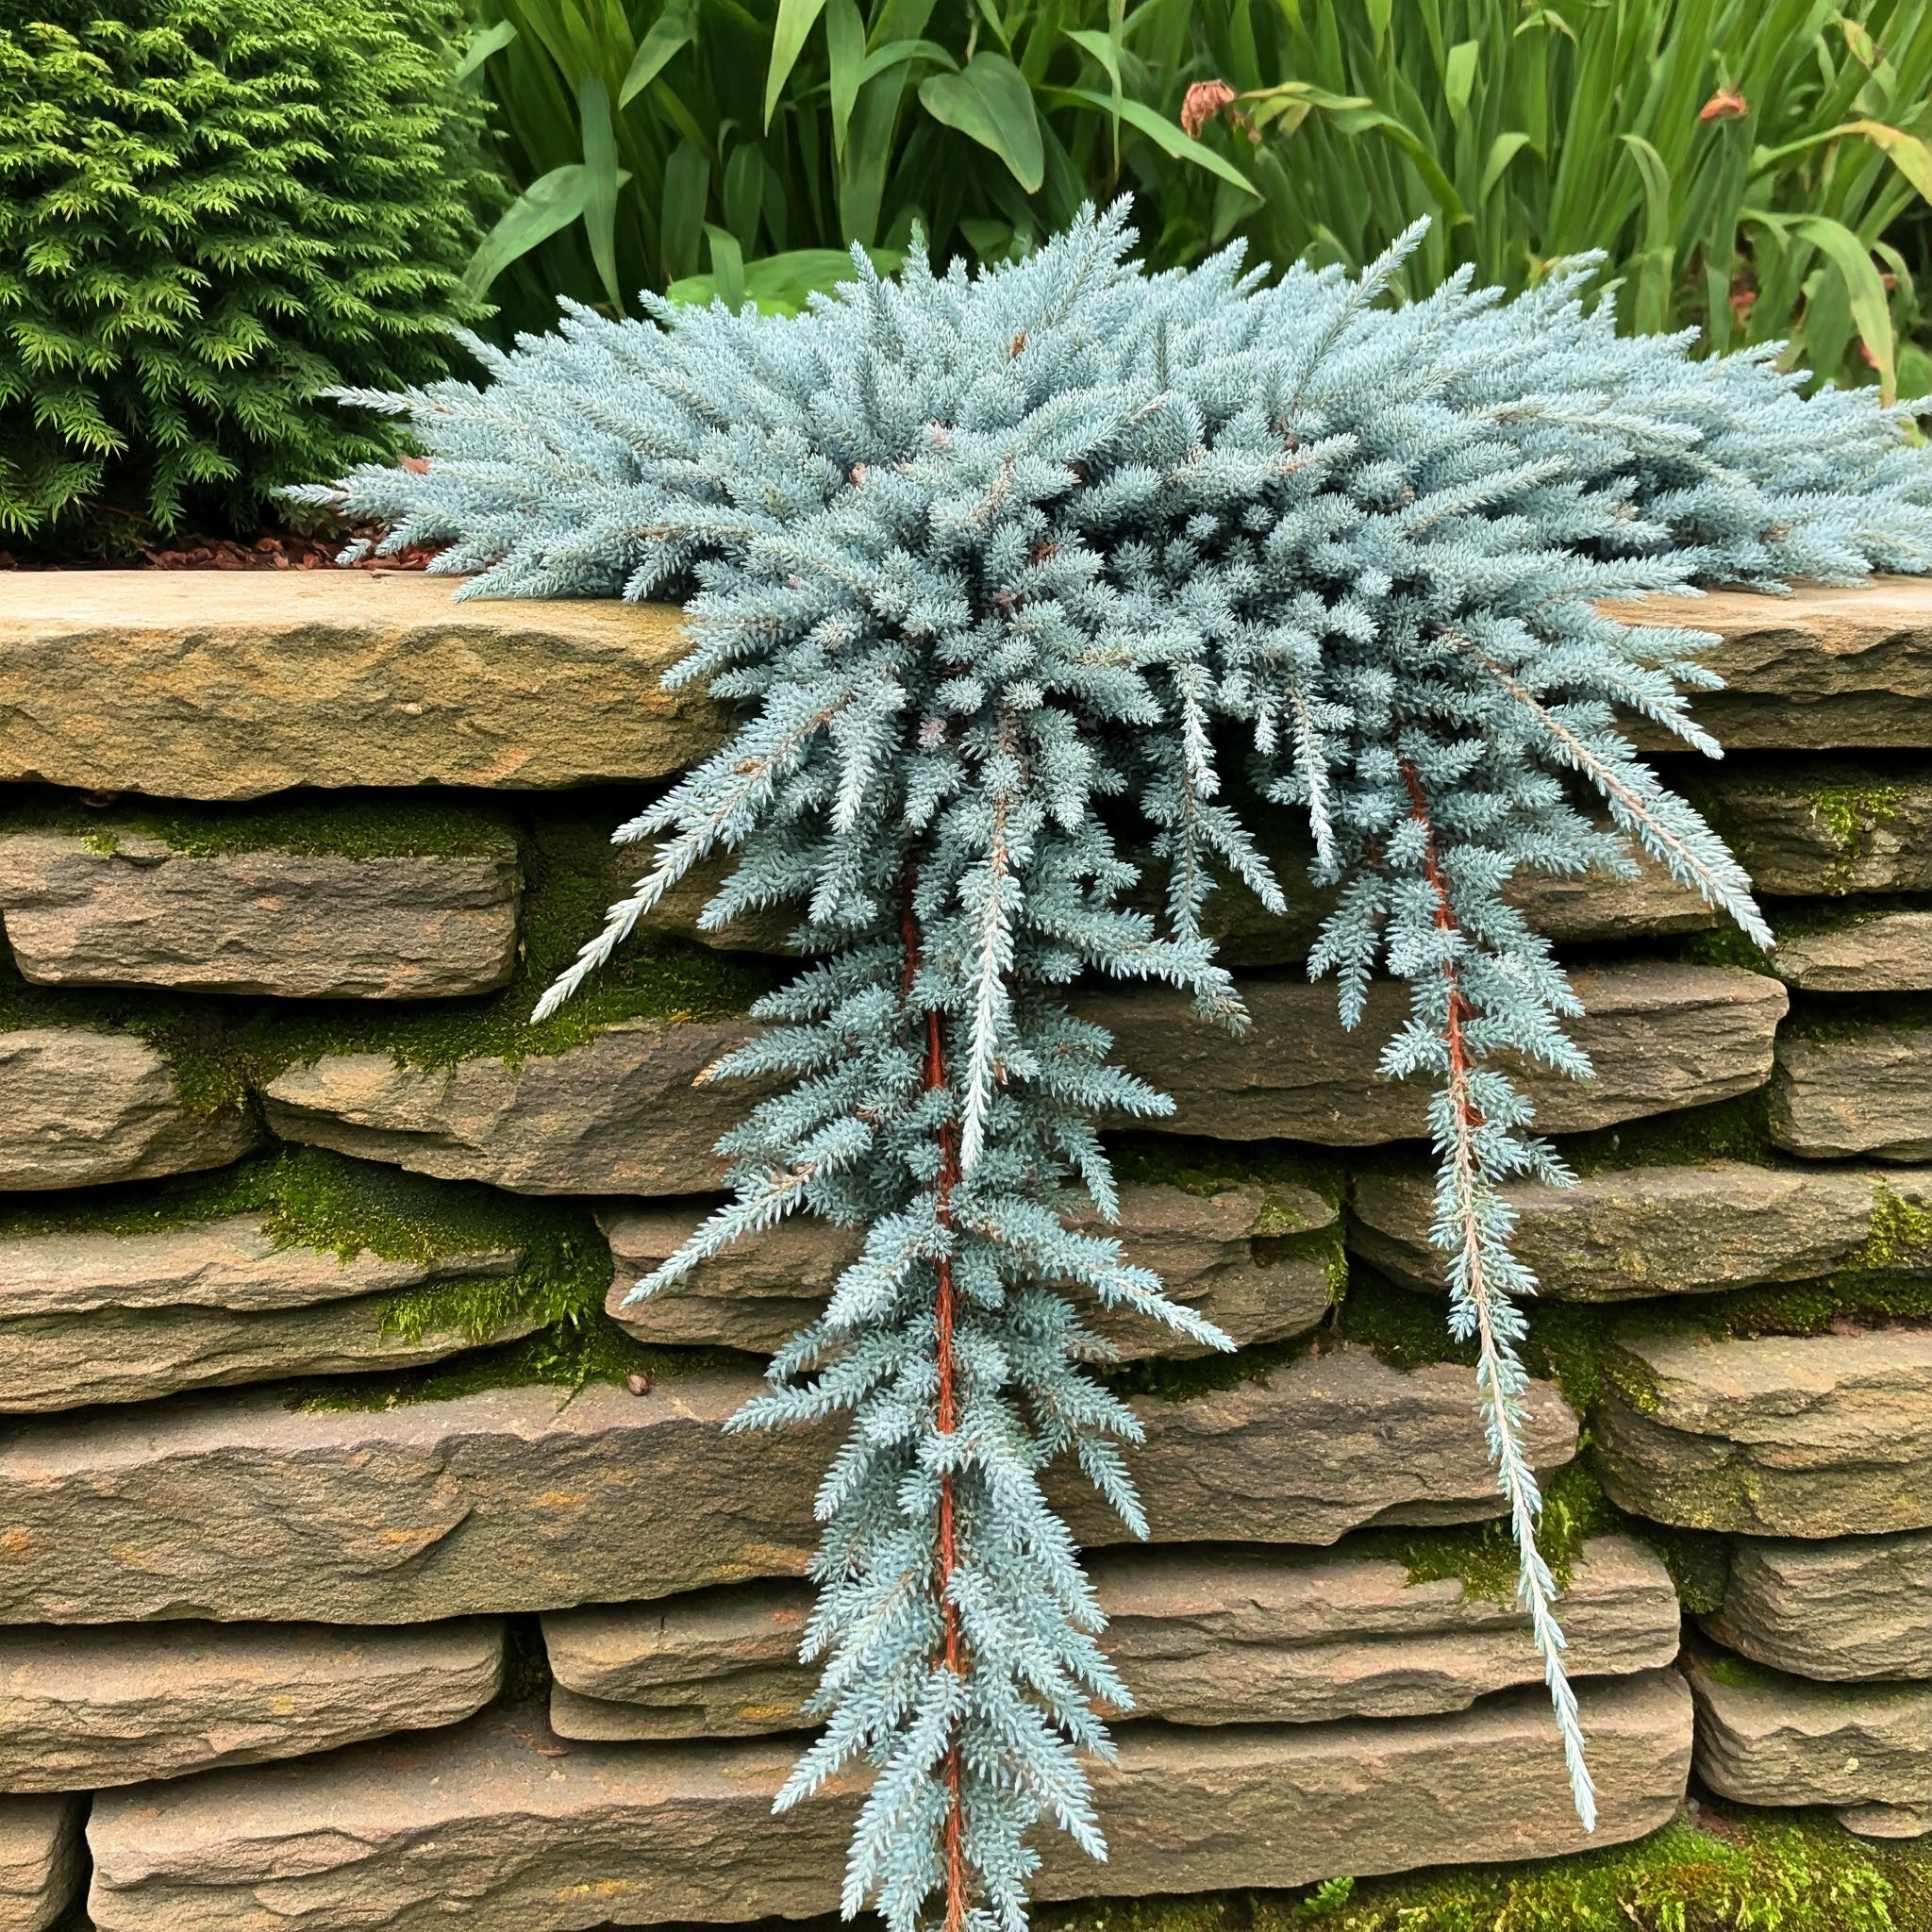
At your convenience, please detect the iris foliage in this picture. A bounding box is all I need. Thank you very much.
[300,205,1932,1932]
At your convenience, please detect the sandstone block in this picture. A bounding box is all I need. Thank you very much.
[86,1673,1691,1929]
[1772,1024,1932,1161]
[1774,909,1932,993]
[543,1534,1677,1740]
[1049,1343,1577,1549]
[262,1016,761,1195]
[0,1212,526,1412]
[1593,1324,1932,1537]
[0,574,727,800]
[0,827,521,999]
[1607,578,1932,749]
[1686,1647,1932,1812]
[1700,767,1932,896]
[1706,1531,1932,1681]
[0,1374,825,1625]
[0,1797,82,1932]
[1839,1801,1932,1839]
[1084,965,1786,1147]
[0,1350,1571,1625]
[1349,1161,1926,1300]
[602,1177,1339,1358]
[263,966,1782,1192]
[0,1027,258,1191]
[0,1619,502,1791]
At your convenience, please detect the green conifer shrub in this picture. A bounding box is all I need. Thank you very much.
[0,0,492,551]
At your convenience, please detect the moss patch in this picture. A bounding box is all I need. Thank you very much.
[1107,1134,1345,1223]
[0,787,520,863]
[1852,1185,1932,1274]
[1809,780,1909,895]
[1557,1091,1775,1175]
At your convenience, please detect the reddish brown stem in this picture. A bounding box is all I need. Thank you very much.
[901,883,970,1932]
[1400,760,1479,1122]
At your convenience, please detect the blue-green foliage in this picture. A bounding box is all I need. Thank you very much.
[301,206,1932,1931]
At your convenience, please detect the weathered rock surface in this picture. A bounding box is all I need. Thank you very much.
[1049,1344,1577,1548]
[0,1374,827,1624]
[1349,1161,1932,1300]
[0,1618,503,1791]
[0,575,726,800]
[1772,1024,1932,1161]
[1593,1325,1932,1537]
[0,1797,82,1932]
[1706,1530,1932,1681]
[1084,965,1786,1147]
[85,1673,1691,1929]
[545,1583,813,1740]
[262,1016,761,1196]
[0,1352,1570,1624]
[1774,909,1932,993]
[0,827,521,999]
[1607,578,1932,749]
[264,966,1782,1191]
[1699,766,1932,896]
[544,1535,1677,1740]
[603,1178,1340,1359]
[0,1026,258,1191]
[1685,1647,1932,1811]
[1839,1801,1932,1839]
[0,1212,528,1411]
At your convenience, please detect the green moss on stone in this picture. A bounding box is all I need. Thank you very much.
[1107,1134,1345,1220]
[1557,1091,1775,1175]
[1810,780,1908,894]
[1683,924,1780,975]
[0,788,520,863]
[1031,1809,1926,1930]
[1850,1186,1932,1274]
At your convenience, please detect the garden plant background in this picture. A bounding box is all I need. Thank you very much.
[10,0,1932,548]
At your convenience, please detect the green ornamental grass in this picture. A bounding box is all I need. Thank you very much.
[0,0,493,550]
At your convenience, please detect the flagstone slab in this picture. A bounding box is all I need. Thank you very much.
[0,1026,259,1191]
[0,1349,1572,1625]
[1774,909,1932,993]
[1699,766,1932,896]
[1705,1530,1932,1681]
[0,1797,82,1932]
[0,574,725,800]
[0,1618,503,1792]
[1087,965,1786,1148]
[602,1177,1340,1359]
[1349,1161,1927,1300]
[1592,1325,1932,1537]
[1771,1023,1932,1161]
[0,827,521,999]
[542,1534,1678,1740]
[261,1016,762,1196]
[1685,1647,1932,1812]
[0,1212,526,1412]
[1608,578,1932,749]
[84,1672,1690,1930]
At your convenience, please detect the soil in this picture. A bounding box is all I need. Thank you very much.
[0,527,436,573]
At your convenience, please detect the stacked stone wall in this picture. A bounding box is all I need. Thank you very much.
[0,572,1927,1926]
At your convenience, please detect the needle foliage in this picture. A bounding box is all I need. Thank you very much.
[304,206,1932,1932]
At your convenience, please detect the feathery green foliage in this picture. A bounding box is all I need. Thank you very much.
[0,0,492,549]
[306,208,1932,1931]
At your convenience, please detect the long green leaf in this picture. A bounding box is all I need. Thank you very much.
[1793,211,1897,400]
[704,224,747,309]
[620,0,695,107]
[661,140,711,283]
[669,245,902,314]
[1443,40,1477,125]
[920,53,1044,193]
[765,0,830,130]
[1479,130,1531,201]
[456,20,517,86]
[826,0,865,158]
[578,75,625,311]
[463,164,591,294]
[1618,133,1674,334]
[1050,89,1261,197]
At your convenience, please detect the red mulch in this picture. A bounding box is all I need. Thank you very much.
[0,528,436,572]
